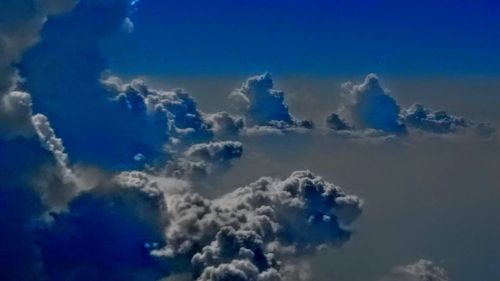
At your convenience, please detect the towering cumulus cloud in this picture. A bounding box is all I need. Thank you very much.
[230,73,313,134]
[335,73,406,134]
[327,73,496,139]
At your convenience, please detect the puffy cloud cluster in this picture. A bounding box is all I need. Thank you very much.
[402,103,495,138]
[155,170,362,280]
[103,77,244,178]
[0,158,362,281]
[327,74,496,139]
[230,73,314,134]
[381,259,450,281]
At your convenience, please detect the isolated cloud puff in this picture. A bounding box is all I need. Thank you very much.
[165,141,244,180]
[381,259,450,281]
[336,73,406,135]
[230,73,313,134]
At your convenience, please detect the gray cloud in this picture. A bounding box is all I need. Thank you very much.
[381,259,450,281]
[402,103,496,138]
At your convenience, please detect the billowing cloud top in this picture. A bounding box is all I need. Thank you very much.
[327,73,496,139]
[230,73,313,133]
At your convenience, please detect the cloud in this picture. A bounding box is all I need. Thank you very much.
[230,73,314,134]
[205,111,245,137]
[37,177,170,281]
[103,77,246,179]
[18,0,157,169]
[155,170,362,280]
[327,74,496,139]
[0,91,35,139]
[402,103,496,138]
[325,112,351,131]
[0,163,362,280]
[184,141,243,165]
[381,259,450,281]
[0,0,75,94]
[336,73,406,134]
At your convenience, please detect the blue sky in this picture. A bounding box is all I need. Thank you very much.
[105,0,500,77]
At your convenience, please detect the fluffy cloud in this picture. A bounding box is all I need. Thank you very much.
[402,103,496,138]
[327,74,496,139]
[381,259,450,281]
[165,141,244,180]
[335,73,406,134]
[230,73,313,134]
[0,164,362,280]
[155,170,362,280]
[0,91,35,139]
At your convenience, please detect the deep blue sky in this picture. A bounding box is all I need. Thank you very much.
[104,0,500,77]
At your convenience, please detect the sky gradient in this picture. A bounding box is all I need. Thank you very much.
[107,0,500,77]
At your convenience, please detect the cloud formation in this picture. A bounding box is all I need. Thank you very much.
[155,170,362,280]
[230,73,313,134]
[327,74,496,139]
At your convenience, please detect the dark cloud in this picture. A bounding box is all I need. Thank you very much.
[325,112,351,131]
[38,181,169,281]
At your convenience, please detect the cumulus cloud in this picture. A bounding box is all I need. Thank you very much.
[327,74,496,139]
[0,162,362,281]
[230,73,313,134]
[205,111,245,137]
[381,259,450,281]
[0,91,35,139]
[155,170,362,280]
[402,103,496,138]
[335,73,406,134]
